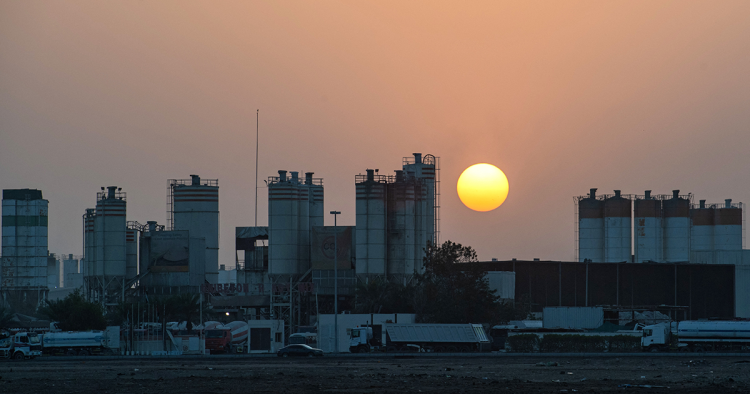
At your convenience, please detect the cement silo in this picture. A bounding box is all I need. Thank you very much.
[82,208,96,284]
[306,172,325,230]
[713,199,742,250]
[170,175,219,283]
[577,188,604,262]
[634,191,662,263]
[294,172,311,273]
[268,170,300,275]
[126,228,138,279]
[94,186,127,279]
[604,190,632,262]
[402,153,437,254]
[662,190,691,262]
[690,200,714,251]
[1,189,49,311]
[355,169,387,276]
[386,171,418,276]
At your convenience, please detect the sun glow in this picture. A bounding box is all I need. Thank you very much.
[457,163,509,212]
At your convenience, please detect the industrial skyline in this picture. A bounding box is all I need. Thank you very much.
[2,1,750,265]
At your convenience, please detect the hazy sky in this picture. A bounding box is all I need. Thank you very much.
[2,1,750,265]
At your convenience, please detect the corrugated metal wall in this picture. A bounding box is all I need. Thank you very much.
[543,307,603,329]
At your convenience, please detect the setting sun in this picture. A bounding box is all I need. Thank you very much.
[457,163,509,212]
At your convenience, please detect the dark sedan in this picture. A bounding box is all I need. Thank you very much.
[277,344,324,357]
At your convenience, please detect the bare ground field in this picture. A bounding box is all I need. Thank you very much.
[1,355,749,393]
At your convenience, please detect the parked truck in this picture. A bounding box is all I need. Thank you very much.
[0,332,42,360]
[349,323,491,353]
[42,325,120,356]
[642,320,750,352]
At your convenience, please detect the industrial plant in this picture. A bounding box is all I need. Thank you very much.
[3,161,750,356]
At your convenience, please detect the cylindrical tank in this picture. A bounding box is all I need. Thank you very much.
[662,190,690,262]
[95,186,127,278]
[604,190,631,262]
[634,191,662,263]
[295,172,311,273]
[355,169,387,276]
[173,175,219,283]
[402,153,436,272]
[224,321,248,343]
[268,170,299,275]
[690,200,714,251]
[678,320,750,339]
[306,172,325,229]
[578,188,604,262]
[83,209,96,278]
[126,229,138,279]
[714,199,742,250]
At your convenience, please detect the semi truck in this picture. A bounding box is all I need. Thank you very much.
[0,332,42,360]
[42,326,120,356]
[349,323,491,353]
[642,320,750,352]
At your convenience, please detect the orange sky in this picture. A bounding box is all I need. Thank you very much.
[2,1,750,263]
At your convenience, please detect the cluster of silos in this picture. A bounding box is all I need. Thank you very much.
[83,186,128,300]
[267,171,324,277]
[355,153,437,279]
[576,189,632,263]
[691,199,743,251]
[170,175,219,283]
[1,189,50,307]
[579,188,742,263]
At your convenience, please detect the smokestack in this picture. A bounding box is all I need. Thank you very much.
[589,188,597,199]
[366,169,374,182]
[305,172,314,185]
[190,174,201,185]
[673,190,680,199]
[413,153,422,164]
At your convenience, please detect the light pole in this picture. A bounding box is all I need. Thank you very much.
[330,210,341,353]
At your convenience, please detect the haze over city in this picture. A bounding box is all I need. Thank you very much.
[2,1,750,265]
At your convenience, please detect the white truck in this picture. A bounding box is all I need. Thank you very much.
[349,323,491,353]
[42,325,120,356]
[642,320,750,352]
[0,332,42,360]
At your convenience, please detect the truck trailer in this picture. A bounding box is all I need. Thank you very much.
[642,320,750,352]
[42,326,120,356]
[349,323,491,353]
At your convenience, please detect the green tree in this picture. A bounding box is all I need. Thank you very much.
[39,289,106,331]
[165,293,200,332]
[354,278,414,314]
[413,241,502,324]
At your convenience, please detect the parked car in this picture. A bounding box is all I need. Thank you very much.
[277,344,324,357]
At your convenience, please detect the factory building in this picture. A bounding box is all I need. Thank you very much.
[1,189,49,312]
[577,189,742,263]
[138,220,207,295]
[355,153,439,281]
[168,175,219,284]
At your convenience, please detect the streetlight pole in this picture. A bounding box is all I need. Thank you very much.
[330,210,341,353]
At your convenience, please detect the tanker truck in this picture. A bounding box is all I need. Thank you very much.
[0,332,42,360]
[642,320,750,352]
[349,323,491,353]
[42,325,120,356]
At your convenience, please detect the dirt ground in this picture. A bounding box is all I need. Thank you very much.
[1,355,749,393]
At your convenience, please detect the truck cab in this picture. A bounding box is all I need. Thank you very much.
[0,332,42,360]
[205,329,232,354]
[349,327,375,353]
[641,323,669,351]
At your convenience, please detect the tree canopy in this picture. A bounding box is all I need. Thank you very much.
[40,289,107,331]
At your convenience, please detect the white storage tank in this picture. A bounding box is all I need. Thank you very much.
[604,190,631,262]
[714,199,742,250]
[172,175,219,283]
[634,191,662,263]
[268,170,299,275]
[690,200,714,251]
[577,188,604,262]
[662,190,690,262]
[95,186,127,278]
[355,169,387,276]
